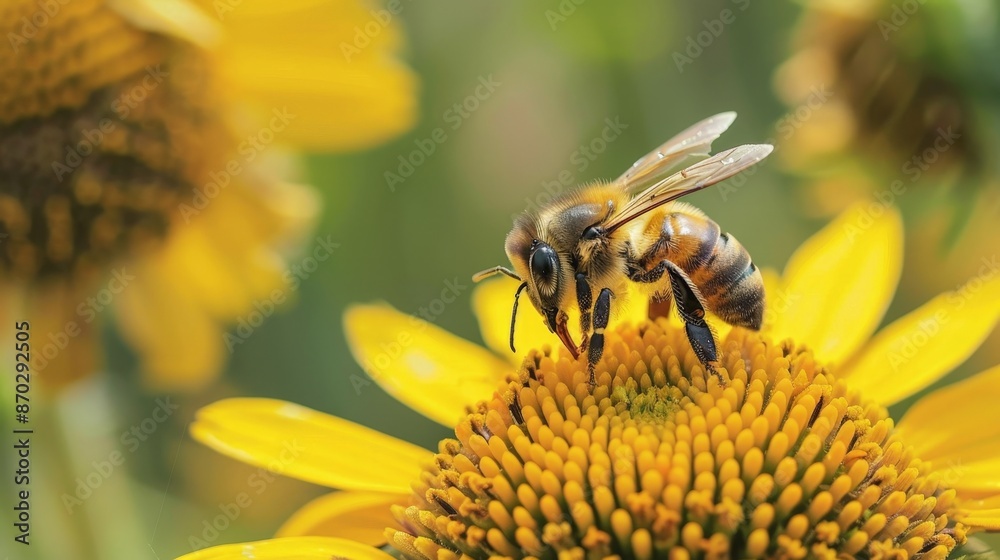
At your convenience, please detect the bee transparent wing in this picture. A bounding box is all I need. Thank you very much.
[616,112,738,191]
[606,144,773,233]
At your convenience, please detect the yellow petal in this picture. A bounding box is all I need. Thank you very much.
[108,0,221,47]
[277,491,402,546]
[759,267,784,331]
[964,496,1000,510]
[212,0,405,58]
[113,180,317,391]
[165,181,318,320]
[947,462,1000,498]
[959,496,1000,530]
[214,0,417,150]
[344,304,508,426]
[898,365,1000,496]
[842,275,1000,405]
[472,277,561,362]
[191,398,427,493]
[960,512,1000,532]
[770,203,903,365]
[177,536,393,560]
[223,55,416,151]
[154,214,283,321]
[113,263,226,391]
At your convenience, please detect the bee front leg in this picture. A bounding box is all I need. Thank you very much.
[587,287,613,386]
[575,273,592,354]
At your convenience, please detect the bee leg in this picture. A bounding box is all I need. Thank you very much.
[575,273,592,353]
[587,287,613,386]
[626,258,722,381]
[664,263,723,384]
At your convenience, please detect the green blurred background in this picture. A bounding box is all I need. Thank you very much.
[9,0,1000,558]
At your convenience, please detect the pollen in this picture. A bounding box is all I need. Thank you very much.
[388,320,969,559]
[0,0,229,280]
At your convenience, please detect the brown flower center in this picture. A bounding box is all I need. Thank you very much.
[0,0,229,280]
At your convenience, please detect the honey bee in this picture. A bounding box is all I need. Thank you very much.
[474,112,772,384]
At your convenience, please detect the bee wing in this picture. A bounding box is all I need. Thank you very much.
[616,112,738,191]
[606,144,773,233]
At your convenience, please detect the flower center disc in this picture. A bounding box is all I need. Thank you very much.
[0,2,228,280]
[389,320,966,559]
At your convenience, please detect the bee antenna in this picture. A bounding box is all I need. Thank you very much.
[473,266,521,283]
[509,281,528,353]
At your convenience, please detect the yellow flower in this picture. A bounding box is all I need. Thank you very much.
[183,204,1000,559]
[0,0,417,390]
[773,0,1000,218]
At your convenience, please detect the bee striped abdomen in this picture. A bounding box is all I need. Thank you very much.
[646,210,764,330]
[694,230,764,329]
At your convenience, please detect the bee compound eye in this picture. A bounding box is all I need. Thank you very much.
[530,244,556,281]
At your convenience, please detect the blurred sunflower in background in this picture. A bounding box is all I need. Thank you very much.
[775,0,1000,378]
[774,0,1000,226]
[182,205,1000,559]
[0,0,417,391]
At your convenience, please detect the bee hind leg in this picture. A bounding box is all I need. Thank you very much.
[664,263,724,384]
[628,258,723,383]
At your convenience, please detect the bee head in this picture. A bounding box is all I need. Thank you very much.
[503,221,568,335]
[473,218,572,354]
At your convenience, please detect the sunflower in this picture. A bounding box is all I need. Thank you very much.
[0,0,417,390]
[183,203,1000,559]
[773,0,1000,219]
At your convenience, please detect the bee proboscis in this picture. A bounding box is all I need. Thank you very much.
[474,112,772,384]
